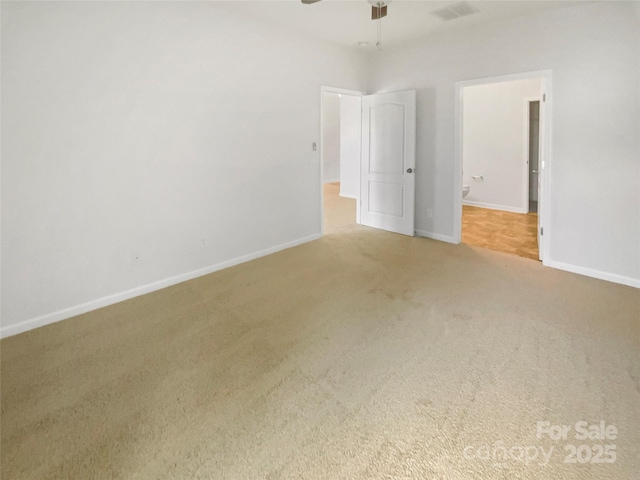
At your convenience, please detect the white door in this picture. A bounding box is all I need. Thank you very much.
[360,90,416,236]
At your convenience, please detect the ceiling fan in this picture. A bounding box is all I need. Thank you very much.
[301,0,391,50]
[301,0,390,21]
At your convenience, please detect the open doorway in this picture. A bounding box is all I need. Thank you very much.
[454,71,551,262]
[320,87,363,234]
[528,100,540,213]
[321,87,417,237]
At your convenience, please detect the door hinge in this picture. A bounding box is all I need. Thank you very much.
[540,227,544,236]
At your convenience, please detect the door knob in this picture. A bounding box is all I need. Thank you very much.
[407,168,413,174]
[532,170,539,174]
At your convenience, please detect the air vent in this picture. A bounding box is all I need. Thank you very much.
[432,1,479,21]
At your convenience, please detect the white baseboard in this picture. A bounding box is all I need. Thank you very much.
[339,193,357,199]
[413,231,638,288]
[323,178,339,184]
[463,200,527,214]
[0,233,322,339]
[415,230,457,244]
[547,260,640,289]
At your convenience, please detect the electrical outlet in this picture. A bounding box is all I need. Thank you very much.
[427,208,433,218]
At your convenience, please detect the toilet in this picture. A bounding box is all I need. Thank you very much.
[462,185,470,198]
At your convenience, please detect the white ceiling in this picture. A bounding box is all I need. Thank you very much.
[216,0,592,51]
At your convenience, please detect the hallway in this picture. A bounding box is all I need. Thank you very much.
[323,182,360,235]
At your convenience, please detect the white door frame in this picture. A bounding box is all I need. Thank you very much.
[523,96,542,213]
[319,86,365,235]
[453,70,553,264]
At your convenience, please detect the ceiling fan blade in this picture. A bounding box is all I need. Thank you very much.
[301,0,322,4]
[371,5,388,20]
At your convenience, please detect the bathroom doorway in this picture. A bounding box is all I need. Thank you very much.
[528,100,540,213]
[454,71,551,262]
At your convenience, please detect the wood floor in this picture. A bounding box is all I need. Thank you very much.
[462,205,539,261]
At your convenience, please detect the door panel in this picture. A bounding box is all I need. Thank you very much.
[370,104,405,175]
[369,181,405,216]
[361,90,416,236]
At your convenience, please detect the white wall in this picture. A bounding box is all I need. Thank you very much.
[463,79,542,213]
[339,95,361,199]
[0,1,367,336]
[321,92,341,183]
[370,1,640,285]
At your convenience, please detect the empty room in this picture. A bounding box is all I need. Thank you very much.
[1,1,638,479]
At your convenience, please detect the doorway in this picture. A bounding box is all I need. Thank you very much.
[454,71,552,262]
[320,87,418,237]
[320,87,363,234]
[528,100,540,213]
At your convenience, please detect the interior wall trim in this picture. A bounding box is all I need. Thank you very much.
[547,260,640,289]
[415,230,457,244]
[462,201,527,214]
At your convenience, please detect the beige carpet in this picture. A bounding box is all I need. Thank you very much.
[323,182,360,235]
[1,185,638,479]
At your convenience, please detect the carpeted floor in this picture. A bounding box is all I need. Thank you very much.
[1,185,638,479]
[323,182,359,235]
